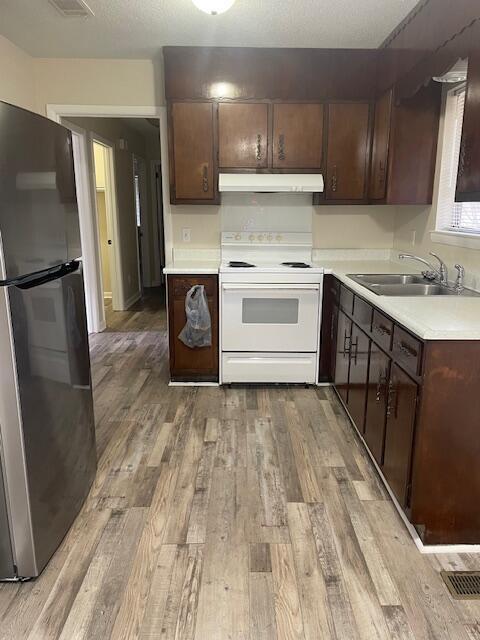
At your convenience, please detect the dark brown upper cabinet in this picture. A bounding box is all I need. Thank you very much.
[169,102,217,204]
[325,103,370,200]
[456,51,480,202]
[369,89,393,200]
[272,104,324,169]
[218,103,268,169]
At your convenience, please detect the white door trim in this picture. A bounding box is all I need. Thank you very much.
[46,104,172,332]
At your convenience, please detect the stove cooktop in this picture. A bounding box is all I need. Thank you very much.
[227,261,313,269]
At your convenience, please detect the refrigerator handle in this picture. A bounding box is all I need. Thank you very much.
[3,261,80,290]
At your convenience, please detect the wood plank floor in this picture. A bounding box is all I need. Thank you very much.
[1,290,480,639]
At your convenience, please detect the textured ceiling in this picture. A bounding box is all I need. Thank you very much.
[1,0,419,59]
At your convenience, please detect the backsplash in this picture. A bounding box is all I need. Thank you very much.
[220,193,313,232]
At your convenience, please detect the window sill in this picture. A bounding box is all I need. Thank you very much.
[431,230,480,250]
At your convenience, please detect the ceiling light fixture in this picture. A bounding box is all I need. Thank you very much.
[191,0,236,15]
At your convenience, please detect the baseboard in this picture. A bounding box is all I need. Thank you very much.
[124,291,141,310]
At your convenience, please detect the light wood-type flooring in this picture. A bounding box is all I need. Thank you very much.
[1,289,480,639]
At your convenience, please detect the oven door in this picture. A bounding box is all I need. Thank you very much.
[222,283,320,352]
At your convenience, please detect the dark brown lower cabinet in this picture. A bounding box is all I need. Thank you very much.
[334,310,351,404]
[347,324,370,431]
[382,364,418,508]
[364,343,390,464]
[167,274,219,382]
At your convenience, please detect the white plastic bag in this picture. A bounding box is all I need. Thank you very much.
[178,285,212,348]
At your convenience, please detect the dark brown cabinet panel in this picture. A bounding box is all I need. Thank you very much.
[382,364,418,508]
[168,274,219,381]
[272,104,324,169]
[369,89,393,200]
[347,324,370,431]
[318,275,340,382]
[325,103,370,200]
[364,343,390,464]
[169,102,216,203]
[218,103,268,169]
[334,310,352,405]
[456,50,480,202]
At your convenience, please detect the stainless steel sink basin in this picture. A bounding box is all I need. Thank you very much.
[348,273,429,286]
[346,274,480,297]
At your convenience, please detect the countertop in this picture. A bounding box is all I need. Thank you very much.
[164,258,480,340]
[318,260,480,341]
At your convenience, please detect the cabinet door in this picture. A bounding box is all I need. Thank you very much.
[364,343,390,464]
[170,102,216,202]
[334,310,352,404]
[383,364,418,508]
[318,275,340,383]
[218,103,268,169]
[272,104,324,169]
[456,50,480,202]
[168,275,219,381]
[347,324,370,432]
[326,103,370,200]
[369,89,392,200]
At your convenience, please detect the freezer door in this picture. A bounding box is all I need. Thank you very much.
[7,261,96,576]
[0,102,80,280]
[0,464,15,579]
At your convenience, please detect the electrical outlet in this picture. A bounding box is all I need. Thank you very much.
[182,228,191,243]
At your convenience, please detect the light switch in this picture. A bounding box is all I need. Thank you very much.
[182,228,191,243]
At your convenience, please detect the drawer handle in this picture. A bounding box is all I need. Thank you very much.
[256,134,262,161]
[397,340,417,358]
[373,323,390,336]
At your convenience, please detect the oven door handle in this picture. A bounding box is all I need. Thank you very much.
[221,284,320,291]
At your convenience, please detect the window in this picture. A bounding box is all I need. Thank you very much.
[436,86,480,237]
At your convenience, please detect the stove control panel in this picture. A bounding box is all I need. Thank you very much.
[222,231,311,245]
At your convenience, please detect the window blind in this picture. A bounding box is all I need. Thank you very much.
[437,87,480,234]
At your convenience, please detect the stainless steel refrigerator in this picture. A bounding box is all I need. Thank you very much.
[0,101,96,580]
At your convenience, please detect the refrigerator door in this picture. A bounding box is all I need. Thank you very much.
[0,465,15,579]
[0,102,81,280]
[6,260,96,577]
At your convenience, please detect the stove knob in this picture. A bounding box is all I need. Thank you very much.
[234,233,241,240]
[267,234,273,242]
[276,234,283,241]
[249,234,255,241]
[257,234,264,241]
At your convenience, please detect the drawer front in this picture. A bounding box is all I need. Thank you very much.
[222,352,317,384]
[339,285,354,314]
[392,326,422,377]
[171,275,217,299]
[371,310,393,351]
[353,296,373,332]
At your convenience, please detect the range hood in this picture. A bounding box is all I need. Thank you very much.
[219,173,324,193]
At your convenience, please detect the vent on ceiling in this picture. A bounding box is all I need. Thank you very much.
[48,0,94,17]
[441,571,480,599]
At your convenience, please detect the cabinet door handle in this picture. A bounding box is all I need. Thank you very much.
[375,368,388,402]
[202,165,209,193]
[350,337,359,365]
[278,134,286,161]
[256,134,262,161]
[386,379,397,418]
[343,330,351,358]
[379,159,386,185]
[331,166,338,193]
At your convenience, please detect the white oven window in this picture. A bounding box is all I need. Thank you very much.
[242,298,299,324]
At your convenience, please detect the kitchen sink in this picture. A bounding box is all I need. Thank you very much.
[347,274,480,297]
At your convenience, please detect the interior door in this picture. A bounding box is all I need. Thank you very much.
[326,103,370,200]
[334,310,352,404]
[364,343,390,463]
[272,104,324,169]
[347,323,370,431]
[170,102,215,201]
[382,364,418,508]
[218,103,268,168]
[369,89,392,200]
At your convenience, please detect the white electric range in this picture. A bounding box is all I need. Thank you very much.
[220,231,324,384]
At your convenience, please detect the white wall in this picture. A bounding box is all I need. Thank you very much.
[0,35,37,112]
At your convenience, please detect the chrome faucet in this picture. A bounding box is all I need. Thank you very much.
[454,264,465,293]
[398,252,449,286]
